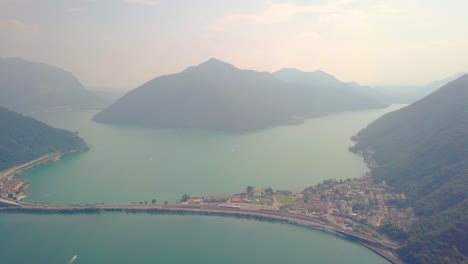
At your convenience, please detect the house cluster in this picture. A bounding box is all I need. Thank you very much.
[300,176,415,230]
[0,177,28,199]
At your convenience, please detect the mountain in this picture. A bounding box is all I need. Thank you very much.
[425,72,467,92]
[273,68,386,112]
[87,87,131,105]
[373,72,467,104]
[0,107,88,171]
[0,57,105,113]
[94,59,386,132]
[352,74,468,264]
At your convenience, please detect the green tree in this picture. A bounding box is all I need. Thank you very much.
[151,199,157,204]
[246,186,254,193]
[144,201,148,204]
[164,201,168,205]
[181,194,190,202]
[265,187,274,195]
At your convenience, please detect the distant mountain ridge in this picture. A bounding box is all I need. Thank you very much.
[0,106,88,171]
[372,72,467,104]
[273,68,386,112]
[94,59,386,132]
[352,74,468,264]
[0,57,105,113]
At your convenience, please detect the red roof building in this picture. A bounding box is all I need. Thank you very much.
[230,197,242,202]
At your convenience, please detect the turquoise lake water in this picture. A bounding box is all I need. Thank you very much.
[0,105,403,264]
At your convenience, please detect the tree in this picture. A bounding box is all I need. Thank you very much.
[7,193,13,199]
[164,201,168,205]
[265,187,274,195]
[151,199,157,204]
[246,186,254,193]
[144,201,148,204]
[181,194,190,202]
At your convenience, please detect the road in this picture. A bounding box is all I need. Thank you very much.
[0,200,403,264]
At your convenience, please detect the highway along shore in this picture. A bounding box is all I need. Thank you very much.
[0,200,404,264]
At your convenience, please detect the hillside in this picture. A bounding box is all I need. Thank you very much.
[352,74,468,264]
[0,107,88,171]
[273,68,386,112]
[94,59,385,132]
[0,58,105,113]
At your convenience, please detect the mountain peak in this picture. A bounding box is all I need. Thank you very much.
[183,58,237,74]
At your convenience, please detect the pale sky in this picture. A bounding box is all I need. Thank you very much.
[1,0,467,88]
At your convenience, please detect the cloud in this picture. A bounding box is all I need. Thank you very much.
[125,0,159,7]
[0,19,38,32]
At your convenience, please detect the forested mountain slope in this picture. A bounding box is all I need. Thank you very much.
[353,74,468,264]
[0,107,88,171]
[94,59,385,132]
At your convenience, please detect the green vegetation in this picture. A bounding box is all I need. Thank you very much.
[377,223,409,243]
[0,107,88,171]
[246,196,273,205]
[275,195,298,205]
[353,74,468,264]
[181,194,190,202]
[151,199,157,204]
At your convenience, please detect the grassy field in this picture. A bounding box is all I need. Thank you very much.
[275,195,299,205]
[246,196,273,205]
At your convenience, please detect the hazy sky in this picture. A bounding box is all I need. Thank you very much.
[1,0,467,88]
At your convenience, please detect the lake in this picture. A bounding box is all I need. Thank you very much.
[0,213,390,264]
[1,105,402,264]
[23,105,402,204]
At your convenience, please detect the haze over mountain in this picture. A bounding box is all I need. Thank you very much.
[0,107,88,171]
[352,74,468,264]
[0,58,105,113]
[87,87,131,105]
[94,59,386,132]
[273,68,385,111]
[373,72,467,104]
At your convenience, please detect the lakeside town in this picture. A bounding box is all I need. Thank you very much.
[181,174,416,234]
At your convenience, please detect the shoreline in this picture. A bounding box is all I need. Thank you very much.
[0,146,404,264]
[0,153,62,200]
[0,203,403,264]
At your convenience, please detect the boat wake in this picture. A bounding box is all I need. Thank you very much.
[67,255,77,264]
